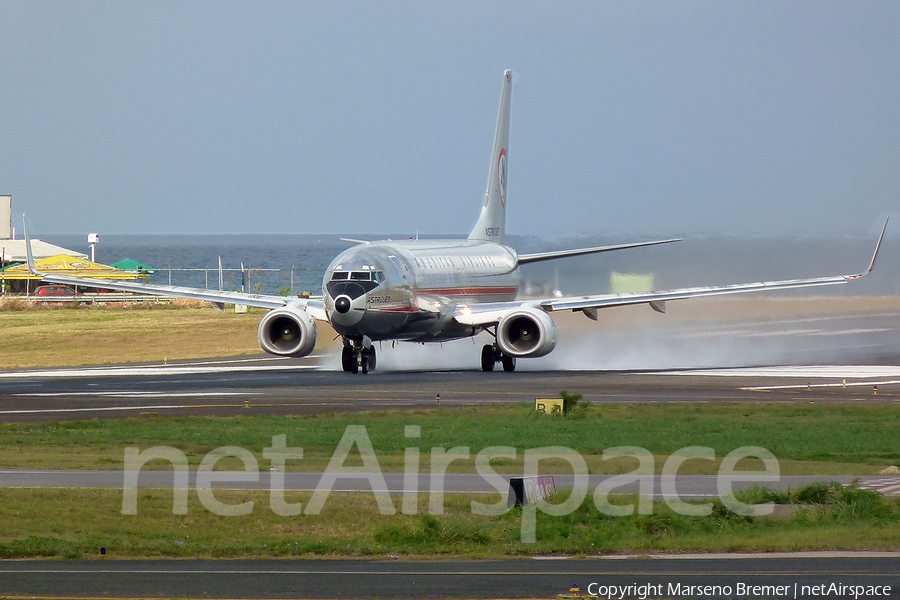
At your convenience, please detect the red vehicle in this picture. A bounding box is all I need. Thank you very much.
[33,285,85,304]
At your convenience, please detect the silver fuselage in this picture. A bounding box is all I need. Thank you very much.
[324,240,519,342]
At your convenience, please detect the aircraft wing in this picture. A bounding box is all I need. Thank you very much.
[37,271,300,310]
[517,237,682,265]
[456,218,888,327]
[23,220,327,319]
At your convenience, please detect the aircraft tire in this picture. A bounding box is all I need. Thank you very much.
[341,346,357,373]
[361,347,376,374]
[481,344,495,372]
[501,354,516,372]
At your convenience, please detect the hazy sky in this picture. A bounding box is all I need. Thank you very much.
[2,1,898,237]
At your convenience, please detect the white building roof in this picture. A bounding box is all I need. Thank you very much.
[0,239,88,262]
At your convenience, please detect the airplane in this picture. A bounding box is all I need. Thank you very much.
[25,70,887,374]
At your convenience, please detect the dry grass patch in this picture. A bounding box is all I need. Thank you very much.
[171,297,208,308]
[0,305,265,368]
[0,296,36,311]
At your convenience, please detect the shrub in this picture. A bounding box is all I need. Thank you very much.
[559,389,582,413]
[373,515,490,547]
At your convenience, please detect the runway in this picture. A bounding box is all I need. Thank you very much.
[0,357,899,423]
[1,555,898,599]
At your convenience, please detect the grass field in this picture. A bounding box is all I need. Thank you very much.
[1,483,897,559]
[2,404,898,474]
[3,403,899,558]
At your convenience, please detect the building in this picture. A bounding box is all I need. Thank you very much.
[0,254,148,295]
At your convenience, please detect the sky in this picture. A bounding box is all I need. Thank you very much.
[1,1,899,237]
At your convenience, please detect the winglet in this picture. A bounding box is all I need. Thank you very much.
[847,216,888,280]
[23,215,44,277]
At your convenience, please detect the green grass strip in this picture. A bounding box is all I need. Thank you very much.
[2,403,899,473]
[0,484,897,559]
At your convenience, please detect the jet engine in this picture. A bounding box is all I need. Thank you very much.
[496,306,557,358]
[258,305,318,357]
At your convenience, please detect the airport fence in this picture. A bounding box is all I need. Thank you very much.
[149,266,319,297]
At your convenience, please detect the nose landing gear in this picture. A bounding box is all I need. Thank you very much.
[341,340,377,374]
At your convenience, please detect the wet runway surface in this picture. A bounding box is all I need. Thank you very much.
[1,358,900,423]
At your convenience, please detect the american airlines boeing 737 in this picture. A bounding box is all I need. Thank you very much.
[26,70,886,374]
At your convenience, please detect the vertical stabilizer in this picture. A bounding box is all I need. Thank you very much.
[469,70,512,244]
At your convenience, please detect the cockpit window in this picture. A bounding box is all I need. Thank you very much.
[326,270,382,299]
[388,255,407,279]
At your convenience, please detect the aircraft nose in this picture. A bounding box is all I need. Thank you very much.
[334,295,352,314]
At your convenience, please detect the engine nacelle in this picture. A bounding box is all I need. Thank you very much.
[496,306,558,358]
[258,305,317,357]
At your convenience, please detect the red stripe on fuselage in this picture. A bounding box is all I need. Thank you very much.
[371,306,420,312]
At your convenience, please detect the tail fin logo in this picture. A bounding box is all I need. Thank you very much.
[498,148,508,208]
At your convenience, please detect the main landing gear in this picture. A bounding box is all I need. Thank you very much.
[481,343,516,372]
[342,341,376,374]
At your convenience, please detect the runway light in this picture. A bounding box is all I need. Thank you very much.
[245,400,249,408]
[874,386,878,396]
[436,393,441,404]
